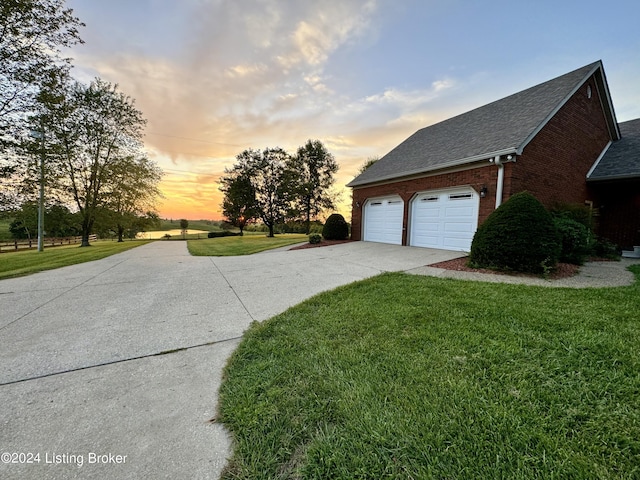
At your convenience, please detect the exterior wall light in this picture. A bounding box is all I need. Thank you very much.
[480,186,488,198]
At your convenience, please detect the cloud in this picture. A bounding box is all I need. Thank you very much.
[68,0,470,219]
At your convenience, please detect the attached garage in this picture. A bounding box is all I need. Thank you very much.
[363,196,403,245]
[409,187,479,252]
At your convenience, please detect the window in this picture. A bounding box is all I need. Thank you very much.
[587,84,592,99]
[449,193,473,200]
[420,196,438,202]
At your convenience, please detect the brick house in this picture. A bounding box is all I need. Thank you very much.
[348,61,640,251]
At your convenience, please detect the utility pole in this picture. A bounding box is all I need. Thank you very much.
[32,120,46,252]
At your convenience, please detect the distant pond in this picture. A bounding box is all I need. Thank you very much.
[136,229,209,240]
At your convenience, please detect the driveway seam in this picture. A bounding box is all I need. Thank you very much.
[208,257,256,322]
[0,335,243,387]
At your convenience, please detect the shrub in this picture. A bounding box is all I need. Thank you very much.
[208,231,242,238]
[322,214,349,240]
[309,234,322,244]
[469,191,561,274]
[592,237,620,259]
[553,216,591,265]
[549,203,593,230]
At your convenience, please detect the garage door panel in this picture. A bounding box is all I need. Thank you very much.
[363,196,403,245]
[410,188,478,252]
[443,236,472,250]
[444,221,474,233]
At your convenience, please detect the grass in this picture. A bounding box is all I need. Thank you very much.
[187,234,307,256]
[0,240,152,279]
[218,267,640,479]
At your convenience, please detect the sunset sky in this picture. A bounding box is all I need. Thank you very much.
[65,0,640,221]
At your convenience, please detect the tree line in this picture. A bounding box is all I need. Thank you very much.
[220,140,339,237]
[1,0,162,245]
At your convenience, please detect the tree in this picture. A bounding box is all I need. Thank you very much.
[0,0,83,141]
[223,148,292,238]
[42,78,149,246]
[103,155,162,242]
[219,172,256,235]
[356,156,379,176]
[288,140,338,234]
[9,201,79,239]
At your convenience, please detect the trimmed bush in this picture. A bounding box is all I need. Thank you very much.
[469,191,561,274]
[309,234,322,244]
[208,231,242,238]
[592,237,620,259]
[553,215,590,265]
[322,213,349,240]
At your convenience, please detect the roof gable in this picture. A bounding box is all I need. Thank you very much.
[349,61,619,188]
[588,118,640,181]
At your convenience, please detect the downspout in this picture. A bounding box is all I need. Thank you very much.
[494,156,504,209]
[490,154,515,209]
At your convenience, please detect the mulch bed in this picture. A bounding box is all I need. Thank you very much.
[289,239,353,250]
[430,256,580,280]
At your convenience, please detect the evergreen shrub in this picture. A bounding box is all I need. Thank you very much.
[322,214,349,240]
[208,231,242,238]
[309,234,322,244]
[469,191,561,274]
[552,216,591,265]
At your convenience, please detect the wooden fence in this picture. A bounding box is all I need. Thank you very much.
[0,235,98,253]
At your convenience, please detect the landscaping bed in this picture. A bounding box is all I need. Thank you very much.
[289,239,353,250]
[431,256,580,279]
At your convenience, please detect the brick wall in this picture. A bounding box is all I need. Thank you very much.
[590,180,640,249]
[507,74,611,207]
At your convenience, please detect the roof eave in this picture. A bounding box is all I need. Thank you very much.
[587,173,640,182]
[347,147,517,188]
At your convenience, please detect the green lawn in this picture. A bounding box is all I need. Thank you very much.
[187,234,307,256]
[0,240,152,279]
[218,267,640,479]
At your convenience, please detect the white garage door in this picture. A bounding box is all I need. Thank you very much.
[409,188,479,251]
[363,196,404,245]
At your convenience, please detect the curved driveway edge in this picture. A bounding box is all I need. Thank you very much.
[0,241,461,479]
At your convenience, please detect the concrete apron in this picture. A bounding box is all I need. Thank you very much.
[0,241,462,480]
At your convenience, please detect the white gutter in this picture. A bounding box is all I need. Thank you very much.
[586,140,612,179]
[348,147,518,188]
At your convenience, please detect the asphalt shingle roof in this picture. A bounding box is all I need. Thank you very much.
[589,118,640,181]
[349,61,607,187]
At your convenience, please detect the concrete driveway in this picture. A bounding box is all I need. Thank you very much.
[0,241,462,479]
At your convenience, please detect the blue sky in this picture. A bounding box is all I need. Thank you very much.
[66,0,640,219]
